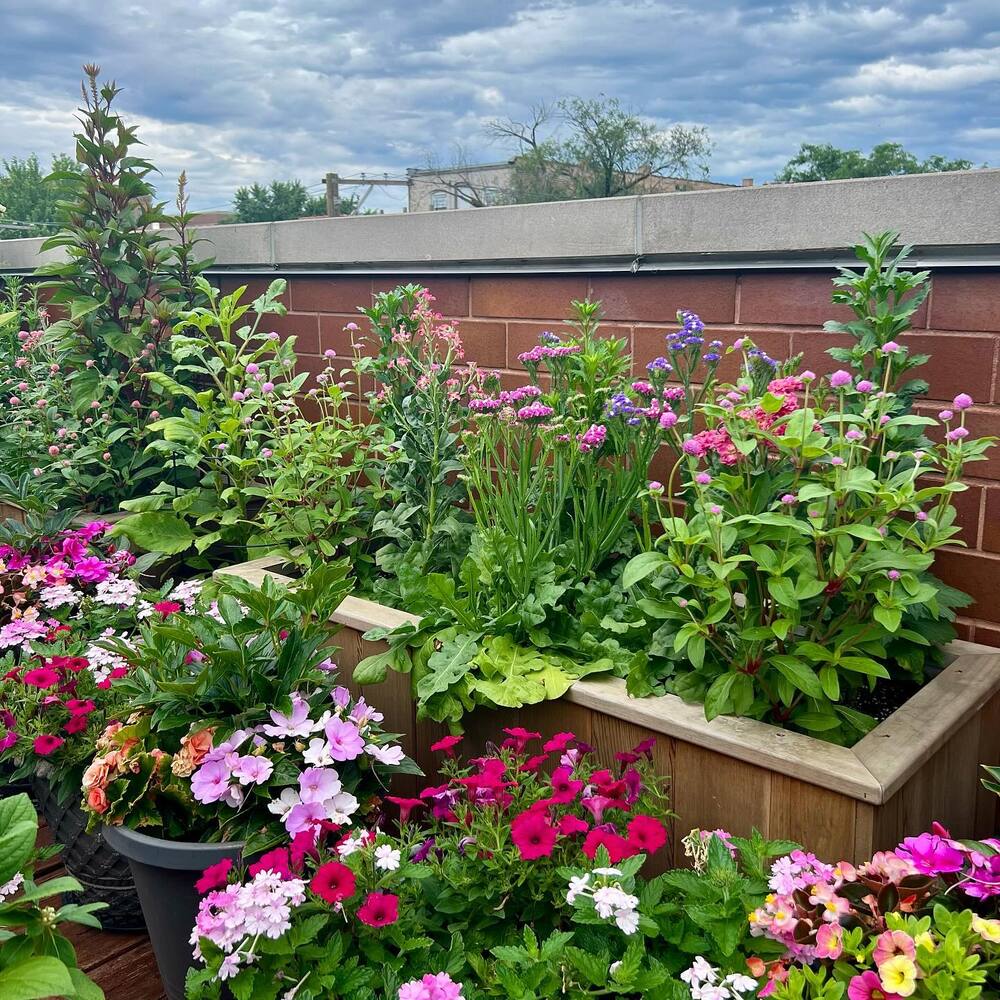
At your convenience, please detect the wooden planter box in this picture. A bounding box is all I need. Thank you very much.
[217,557,1000,865]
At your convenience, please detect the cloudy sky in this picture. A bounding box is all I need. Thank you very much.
[1,0,997,212]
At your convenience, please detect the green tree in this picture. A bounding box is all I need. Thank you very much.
[775,141,975,182]
[0,153,82,239]
[488,96,712,203]
[230,179,358,222]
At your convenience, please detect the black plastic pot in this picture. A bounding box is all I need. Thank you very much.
[32,776,145,932]
[103,824,243,1000]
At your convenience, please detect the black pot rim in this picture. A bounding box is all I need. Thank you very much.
[102,824,244,870]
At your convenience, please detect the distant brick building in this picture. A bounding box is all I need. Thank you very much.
[407,159,735,213]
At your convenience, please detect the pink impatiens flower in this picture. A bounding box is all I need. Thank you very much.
[324,718,364,761]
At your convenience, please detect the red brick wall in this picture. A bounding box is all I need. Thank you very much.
[217,269,1000,645]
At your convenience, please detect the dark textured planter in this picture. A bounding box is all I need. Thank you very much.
[32,777,145,932]
[103,824,243,1000]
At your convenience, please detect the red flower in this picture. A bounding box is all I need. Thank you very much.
[519,753,550,773]
[543,732,576,752]
[582,828,635,863]
[153,600,183,617]
[429,734,463,756]
[195,858,233,894]
[65,699,96,716]
[248,848,292,879]
[627,814,668,854]
[22,667,60,689]
[549,766,585,802]
[311,862,356,905]
[510,810,559,860]
[33,734,64,756]
[356,891,398,927]
[290,829,321,869]
[558,815,589,837]
[386,796,426,824]
[502,727,540,753]
[63,715,89,735]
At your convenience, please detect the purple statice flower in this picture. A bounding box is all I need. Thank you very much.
[748,347,777,369]
[606,392,639,418]
[539,330,561,345]
[702,352,721,362]
[468,397,502,413]
[516,402,554,421]
[631,380,655,397]
[499,385,542,404]
[578,424,607,453]
[324,718,365,761]
[678,309,705,334]
[646,356,672,373]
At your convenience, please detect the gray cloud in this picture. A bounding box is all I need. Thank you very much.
[0,0,996,211]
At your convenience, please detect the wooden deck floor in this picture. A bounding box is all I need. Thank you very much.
[38,825,166,1000]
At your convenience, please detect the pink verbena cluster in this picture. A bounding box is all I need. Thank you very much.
[397,972,465,1000]
[190,869,307,979]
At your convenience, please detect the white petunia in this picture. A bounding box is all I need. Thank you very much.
[374,845,401,871]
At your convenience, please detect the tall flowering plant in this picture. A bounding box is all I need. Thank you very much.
[79,567,417,845]
[353,285,487,589]
[116,277,389,570]
[622,344,992,740]
[36,68,208,509]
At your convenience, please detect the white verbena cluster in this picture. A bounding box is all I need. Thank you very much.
[565,868,640,935]
[680,957,758,1000]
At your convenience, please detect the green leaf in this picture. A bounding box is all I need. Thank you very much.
[873,605,902,633]
[0,957,75,1000]
[771,656,824,698]
[0,794,37,887]
[111,512,195,555]
[622,551,666,589]
[704,672,737,720]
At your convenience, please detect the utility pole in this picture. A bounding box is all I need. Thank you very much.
[324,172,341,216]
[321,172,411,216]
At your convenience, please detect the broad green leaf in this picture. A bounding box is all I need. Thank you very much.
[111,512,195,555]
[622,551,667,589]
[0,957,75,1000]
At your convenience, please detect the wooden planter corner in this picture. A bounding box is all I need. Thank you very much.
[217,557,1000,865]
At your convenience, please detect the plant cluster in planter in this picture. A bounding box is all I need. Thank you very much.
[178,732,1000,1000]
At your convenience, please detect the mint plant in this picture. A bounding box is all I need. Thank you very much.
[0,793,106,1000]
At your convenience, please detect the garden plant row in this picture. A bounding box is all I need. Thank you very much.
[0,66,998,1000]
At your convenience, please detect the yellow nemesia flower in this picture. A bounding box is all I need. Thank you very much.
[972,916,1000,944]
[879,956,918,997]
